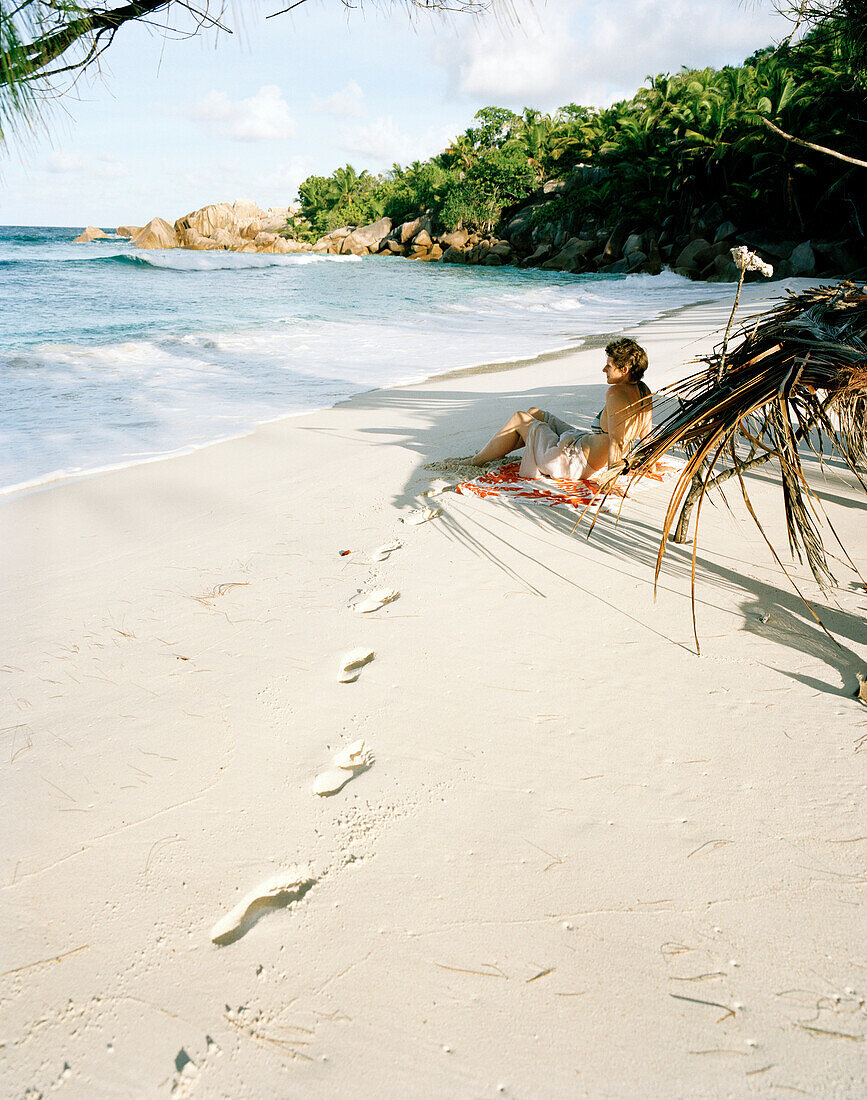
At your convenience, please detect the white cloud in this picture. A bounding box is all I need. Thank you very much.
[224,156,314,206]
[40,150,89,173]
[435,0,795,109]
[339,116,410,163]
[191,85,296,142]
[39,150,129,178]
[311,80,364,118]
[172,155,314,209]
[338,116,454,167]
[449,4,575,103]
[249,155,316,200]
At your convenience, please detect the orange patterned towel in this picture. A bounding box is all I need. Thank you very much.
[456,458,684,512]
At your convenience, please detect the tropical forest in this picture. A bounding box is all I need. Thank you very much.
[291,12,866,279]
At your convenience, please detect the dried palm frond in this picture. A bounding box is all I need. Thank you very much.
[622,281,867,649]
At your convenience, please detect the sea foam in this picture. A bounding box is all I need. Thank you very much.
[112,250,361,271]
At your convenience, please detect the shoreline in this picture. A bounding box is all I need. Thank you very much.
[0,327,624,503]
[2,280,863,1097]
[0,338,585,503]
[0,275,815,504]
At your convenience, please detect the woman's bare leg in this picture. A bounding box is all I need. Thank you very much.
[471,408,545,465]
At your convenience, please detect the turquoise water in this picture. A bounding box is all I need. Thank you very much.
[0,225,730,494]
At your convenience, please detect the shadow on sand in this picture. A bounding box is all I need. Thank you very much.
[299,379,867,694]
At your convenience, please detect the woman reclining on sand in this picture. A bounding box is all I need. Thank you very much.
[471,338,652,486]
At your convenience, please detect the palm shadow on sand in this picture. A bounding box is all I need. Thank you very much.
[299,379,866,695]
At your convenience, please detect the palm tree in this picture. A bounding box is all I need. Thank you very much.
[504,109,555,182]
[442,133,476,174]
[330,164,374,207]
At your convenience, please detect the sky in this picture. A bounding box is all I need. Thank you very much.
[1,0,796,227]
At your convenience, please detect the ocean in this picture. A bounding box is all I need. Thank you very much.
[0,225,733,496]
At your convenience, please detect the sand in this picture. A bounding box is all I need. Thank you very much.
[1,280,865,1098]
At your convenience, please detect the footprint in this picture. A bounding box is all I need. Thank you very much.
[171,1049,198,1097]
[400,507,441,525]
[312,769,354,796]
[338,647,375,683]
[424,479,454,496]
[313,739,374,796]
[210,865,316,944]
[351,588,399,614]
[367,538,402,563]
[333,737,371,768]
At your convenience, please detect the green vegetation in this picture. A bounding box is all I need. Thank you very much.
[295,23,866,246]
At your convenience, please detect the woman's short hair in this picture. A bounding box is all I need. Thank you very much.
[605,338,648,383]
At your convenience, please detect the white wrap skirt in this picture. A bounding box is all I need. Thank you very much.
[518,412,596,481]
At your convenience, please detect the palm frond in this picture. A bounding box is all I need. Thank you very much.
[625,280,867,614]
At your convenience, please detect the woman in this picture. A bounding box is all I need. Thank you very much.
[471,338,652,486]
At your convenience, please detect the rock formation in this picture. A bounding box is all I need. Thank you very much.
[172,200,298,251]
[74,201,309,257]
[73,226,110,243]
[80,182,865,279]
[132,218,179,250]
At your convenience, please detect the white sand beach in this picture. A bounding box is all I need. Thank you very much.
[1,283,865,1097]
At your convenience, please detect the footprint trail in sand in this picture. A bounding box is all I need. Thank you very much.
[312,738,374,796]
[210,865,317,945]
[210,484,442,942]
[338,647,375,683]
[400,506,441,525]
[351,588,399,614]
[366,538,402,563]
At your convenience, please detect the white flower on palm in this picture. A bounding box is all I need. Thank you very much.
[730,245,774,278]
